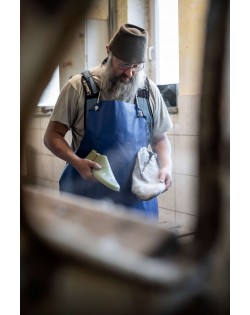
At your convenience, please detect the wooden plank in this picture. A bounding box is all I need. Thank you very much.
[22,185,187,286]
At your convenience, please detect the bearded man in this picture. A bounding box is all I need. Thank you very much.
[44,24,173,220]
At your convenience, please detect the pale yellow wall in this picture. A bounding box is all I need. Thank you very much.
[59,0,109,87]
[86,0,109,20]
[117,0,128,27]
[25,0,209,236]
[179,0,209,96]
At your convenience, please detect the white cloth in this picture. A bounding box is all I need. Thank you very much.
[132,147,165,200]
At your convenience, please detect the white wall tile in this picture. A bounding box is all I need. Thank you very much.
[168,134,175,173]
[176,212,198,235]
[28,117,41,130]
[158,175,175,210]
[36,154,54,181]
[158,208,176,228]
[36,178,59,190]
[40,116,50,130]
[175,135,199,176]
[175,174,199,215]
[175,95,200,136]
[52,156,67,182]
[40,128,52,154]
[26,129,41,153]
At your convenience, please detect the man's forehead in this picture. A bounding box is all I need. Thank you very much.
[114,56,141,65]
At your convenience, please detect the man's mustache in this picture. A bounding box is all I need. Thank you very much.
[118,74,133,83]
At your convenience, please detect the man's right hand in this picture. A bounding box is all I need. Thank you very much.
[44,121,102,181]
[73,158,102,181]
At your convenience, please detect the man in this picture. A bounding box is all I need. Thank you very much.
[44,23,173,219]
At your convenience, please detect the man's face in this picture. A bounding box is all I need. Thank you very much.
[101,53,146,102]
[111,56,144,83]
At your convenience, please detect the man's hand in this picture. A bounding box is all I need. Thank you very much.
[44,121,102,181]
[74,158,102,181]
[151,132,173,192]
[159,167,172,191]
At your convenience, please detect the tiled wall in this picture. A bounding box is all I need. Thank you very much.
[158,96,200,235]
[24,114,71,190]
[23,0,209,236]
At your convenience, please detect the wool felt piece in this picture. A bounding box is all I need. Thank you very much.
[108,23,148,64]
[132,147,166,200]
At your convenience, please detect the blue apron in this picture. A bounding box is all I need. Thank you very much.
[59,99,158,219]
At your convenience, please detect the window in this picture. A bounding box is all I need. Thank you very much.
[38,66,60,107]
[153,0,179,113]
[85,19,109,70]
[155,0,179,85]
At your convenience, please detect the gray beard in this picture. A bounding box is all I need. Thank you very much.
[101,57,146,103]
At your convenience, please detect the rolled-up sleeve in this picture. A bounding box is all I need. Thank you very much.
[50,74,85,150]
[148,79,173,137]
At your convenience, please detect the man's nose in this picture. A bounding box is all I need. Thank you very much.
[124,68,134,78]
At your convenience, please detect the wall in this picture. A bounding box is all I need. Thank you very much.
[24,0,209,236]
[60,0,109,87]
[158,0,209,235]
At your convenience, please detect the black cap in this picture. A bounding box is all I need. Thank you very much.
[108,24,148,63]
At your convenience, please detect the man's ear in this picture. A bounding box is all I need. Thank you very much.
[106,45,110,56]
